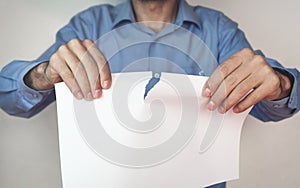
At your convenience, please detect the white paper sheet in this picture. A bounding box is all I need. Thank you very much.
[55,72,251,188]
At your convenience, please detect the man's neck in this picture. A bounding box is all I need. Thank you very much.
[132,0,178,32]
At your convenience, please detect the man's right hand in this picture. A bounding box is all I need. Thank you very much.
[24,39,112,100]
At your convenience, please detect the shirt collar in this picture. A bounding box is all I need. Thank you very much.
[175,0,201,28]
[112,0,135,28]
[112,0,201,29]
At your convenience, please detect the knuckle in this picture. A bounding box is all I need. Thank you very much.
[238,81,250,94]
[237,48,255,62]
[241,48,254,56]
[269,75,281,90]
[223,99,233,110]
[70,38,80,44]
[206,79,215,91]
[83,39,93,45]
[73,64,85,77]
[57,44,68,53]
[84,39,92,42]
[68,81,79,92]
[50,53,60,63]
[261,65,274,76]
[99,62,110,73]
[227,92,242,109]
[229,55,243,65]
[68,38,81,47]
[218,63,229,76]
[83,54,95,66]
[253,55,265,64]
[211,91,225,105]
[225,75,237,87]
[62,71,74,80]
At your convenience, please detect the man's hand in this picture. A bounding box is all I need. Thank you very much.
[202,48,292,114]
[25,39,112,100]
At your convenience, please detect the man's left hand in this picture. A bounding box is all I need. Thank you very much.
[202,48,292,114]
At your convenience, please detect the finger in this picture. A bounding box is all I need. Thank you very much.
[82,40,112,89]
[58,42,92,100]
[232,68,279,113]
[221,74,257,113]
[208,63,254,111]
[211,58,263,112]
[232,83,269,113]
[67,39,100,99]
[82,40,102,95]
[202,55,243,97]
[50,54,83,100]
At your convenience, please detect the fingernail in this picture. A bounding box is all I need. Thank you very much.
[207,101,216,111]
[94,89,102,98]
[87,92,93,101]
[76,92,83,100]
[204,88,212,97]
[233,107,239,113]
[102,80,111,89]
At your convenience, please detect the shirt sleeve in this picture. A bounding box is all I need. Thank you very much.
[217,13,300,122]
[0,7,95,118]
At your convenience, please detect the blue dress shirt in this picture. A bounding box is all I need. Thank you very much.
[0,1,300,187]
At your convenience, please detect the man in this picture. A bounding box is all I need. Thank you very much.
[0,0,299,187]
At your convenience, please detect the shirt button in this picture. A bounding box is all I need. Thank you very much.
[154,73,160,78]
[198,70,205,76]
[273,104,281,108]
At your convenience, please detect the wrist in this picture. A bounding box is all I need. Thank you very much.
[275,70,292,100]
[24,62,54,91]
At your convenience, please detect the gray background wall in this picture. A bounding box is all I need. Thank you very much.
[0,0,299,187]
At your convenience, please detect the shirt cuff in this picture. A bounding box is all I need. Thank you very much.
[16,61,54,112]
[260,97,289,110]
[272,67,298,110]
